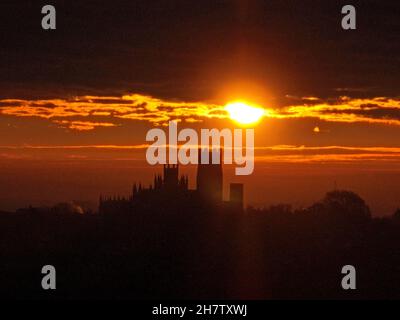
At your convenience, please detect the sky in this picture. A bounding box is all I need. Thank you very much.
[1,0,400,215]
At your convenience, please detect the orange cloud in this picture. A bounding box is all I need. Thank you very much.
[0,94,226,130]
[274,96,400,125]
[1,94,400,130]
[53,120,119,131]
[2,144,400,165]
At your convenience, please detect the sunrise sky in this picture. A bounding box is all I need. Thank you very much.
[1,1,400,215]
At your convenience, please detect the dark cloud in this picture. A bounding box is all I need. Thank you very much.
[0,0,399,102]
[336,107,400,120]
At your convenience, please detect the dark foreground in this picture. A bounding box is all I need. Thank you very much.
[1,191,400,300]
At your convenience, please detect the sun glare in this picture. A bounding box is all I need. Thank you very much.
[225,101,265,125]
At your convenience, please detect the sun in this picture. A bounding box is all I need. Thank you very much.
[225,101,265,125]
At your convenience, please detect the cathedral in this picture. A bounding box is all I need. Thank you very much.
[99,151,244,214]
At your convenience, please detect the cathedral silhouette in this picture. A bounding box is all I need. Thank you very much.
[99,149,244,214]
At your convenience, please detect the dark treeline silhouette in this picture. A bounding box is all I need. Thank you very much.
[1,189,400,299]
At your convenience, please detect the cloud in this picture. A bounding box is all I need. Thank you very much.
[254,145,400,164]
[52,120,118,131]
[1,94,400,131]
[2,144,400,164]
[0,94,226,130]
[275,96,400,125]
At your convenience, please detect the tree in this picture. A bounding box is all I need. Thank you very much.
[310,190,371,223]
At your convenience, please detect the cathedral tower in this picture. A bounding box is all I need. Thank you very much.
[163,164,179,189]
[196,148,223,203]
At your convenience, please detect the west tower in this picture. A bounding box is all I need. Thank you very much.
[196,149,223,203]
